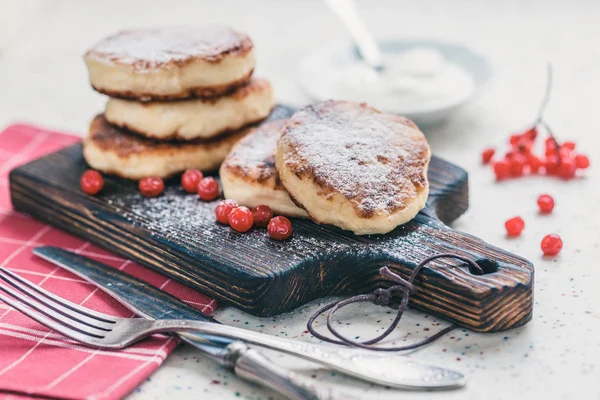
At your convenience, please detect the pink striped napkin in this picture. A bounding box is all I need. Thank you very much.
[0,123,217,400]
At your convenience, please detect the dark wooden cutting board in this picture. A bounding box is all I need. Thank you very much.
[9,106,533,332]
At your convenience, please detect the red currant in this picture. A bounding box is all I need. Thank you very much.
[537,194,555,214]
[139,176,164,198]
[268,216,293,240]
[80,170,104,195]
[505,216,525,237]
[493,159,511,180]
[575,154,590,169]
[181,169,203,194]
[228,206,254,232]
[481,148,495,164]
[523,127,538,141]
[510,154,527,177]
[541,234,562,256]
[509,135,521,146]
[215,199,238,224]
[562,141,576,150]
[557,157,576,180]
[252,205,274,228]
[527,155,544,174]
[197,177,220,201]
[545,155,560,175]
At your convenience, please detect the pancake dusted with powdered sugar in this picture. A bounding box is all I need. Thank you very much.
[84,25,255,101]
[220,120,308,218]
[275,100,431,235]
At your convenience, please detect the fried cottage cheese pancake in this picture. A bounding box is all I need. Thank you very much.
[84,25,255,101]
[275,100,431,235]
[104,78,274,141]
[220,120,308,218]
[83,114,250,180]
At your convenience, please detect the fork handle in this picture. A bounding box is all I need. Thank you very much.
[226,342,351,400]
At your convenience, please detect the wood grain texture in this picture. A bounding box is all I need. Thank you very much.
[9,106,533,332]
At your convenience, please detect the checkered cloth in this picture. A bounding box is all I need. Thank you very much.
[0,124,217,400]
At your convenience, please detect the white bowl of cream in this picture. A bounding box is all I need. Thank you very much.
[298,39,491,125]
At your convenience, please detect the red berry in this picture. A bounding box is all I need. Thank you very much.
[510,154,527,177]
[215,199,238,224]
[523,127,538,141]
[80,170,104,195]
[505,216,525,237]
[557,157,576,180]
[197,177,220,201]
[527,155,544,174]
[545,155,560,175]
[138,176,164,198]
[181,169,203,194]
[562,141,576,150]
[509,135,521,146]
[537,194,555,214]
[575,154,590,169]
[268,216,293,240]
[481,148,495,164]
[493,159,511,180]
[252,205,274,228]
[228,206,254,232]
[541,234,562,256]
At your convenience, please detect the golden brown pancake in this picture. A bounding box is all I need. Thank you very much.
[104,78,274,141]
[84,25,255,101]
[276,100,431,235]
[83,114,250,180]
[220,120,308,218]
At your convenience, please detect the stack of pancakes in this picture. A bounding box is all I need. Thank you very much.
[82,25,275,180]
[221,100,431,235]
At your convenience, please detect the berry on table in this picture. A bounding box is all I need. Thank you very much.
[181,169,203,194]
[493,159,511,180]
[252,205,274,228]
[481,148,495,164]
[215,199,238,224]
[575,154,590,169]
[505,216,525,237]
[228,206,254,232]
[268,216,293,241]
[537,194,555,214]
[541,234,562,256]
[138,176,164,198]
[80,170,104,195]
[197,177,220,201]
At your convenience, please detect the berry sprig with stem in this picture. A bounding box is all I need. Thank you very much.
[482,64,589,180]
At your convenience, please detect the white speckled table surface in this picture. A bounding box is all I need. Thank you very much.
[1,0,600,399]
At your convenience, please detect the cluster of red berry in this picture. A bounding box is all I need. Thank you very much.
[215,200,292,240]
[504,194,562,256]
[482,66,589,181]
[80,168,293,241]
[483,127,589,180]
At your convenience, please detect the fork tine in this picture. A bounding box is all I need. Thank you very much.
[0,268,116,331]
[0,283,108,341]
[0,267,116,323]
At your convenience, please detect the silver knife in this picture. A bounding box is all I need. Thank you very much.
[33,246,466,393]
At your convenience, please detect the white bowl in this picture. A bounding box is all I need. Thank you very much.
[297,39,492,126]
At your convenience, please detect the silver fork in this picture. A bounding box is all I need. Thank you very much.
[0,267,465,390]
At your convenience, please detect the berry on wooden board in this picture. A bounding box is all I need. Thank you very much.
[541,234,562,256]
[215,199,238,224]
[197,177,220,201]
[268,216,293,241]
[80,170,104,195]
[252,205,274,228]
[228,206,254,233]
[181,169,203,194]
[138,176,164,198]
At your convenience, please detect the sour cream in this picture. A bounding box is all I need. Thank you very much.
[328,48,476,113]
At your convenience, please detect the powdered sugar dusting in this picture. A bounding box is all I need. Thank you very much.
[86,25,252,68]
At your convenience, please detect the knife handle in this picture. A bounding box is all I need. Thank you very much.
[226,341,352,400]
